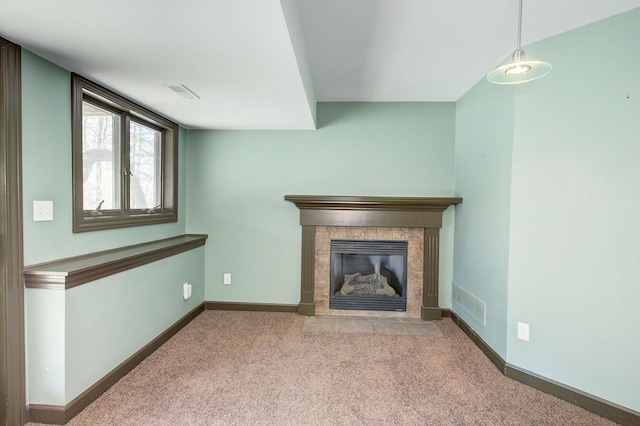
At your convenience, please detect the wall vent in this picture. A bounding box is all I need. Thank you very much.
[452,283,486,326]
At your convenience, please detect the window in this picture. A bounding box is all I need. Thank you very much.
[72,74,177,232]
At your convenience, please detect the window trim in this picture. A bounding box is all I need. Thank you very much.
[72,73,178,232]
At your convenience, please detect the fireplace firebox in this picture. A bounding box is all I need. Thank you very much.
[330,240,408,312]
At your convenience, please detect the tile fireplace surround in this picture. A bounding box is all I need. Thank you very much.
[285,196,462,320]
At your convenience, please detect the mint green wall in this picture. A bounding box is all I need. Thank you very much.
[455,8,640,412]
[21,49,204,405]
[64,249,204,402]
[26,289,65,404]
[21,50,188,266]
[507,9,640,411]
[185,103,457,307]
[454,81,515,358]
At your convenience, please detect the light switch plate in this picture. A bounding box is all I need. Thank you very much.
[33,200,53,221]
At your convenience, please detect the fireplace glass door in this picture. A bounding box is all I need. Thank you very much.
[330,240,407,312]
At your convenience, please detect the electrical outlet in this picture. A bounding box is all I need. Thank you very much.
[183,282,192,300]
[223,273,231,285]
[517,322,530,341]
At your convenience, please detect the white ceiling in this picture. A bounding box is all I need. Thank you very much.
[1,0,639,130]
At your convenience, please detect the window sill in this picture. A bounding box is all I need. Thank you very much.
[23,234,207,290]
[74,211,178,233]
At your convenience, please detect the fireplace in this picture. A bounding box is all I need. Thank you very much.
[285,195,462,320]
[330,240,408,312]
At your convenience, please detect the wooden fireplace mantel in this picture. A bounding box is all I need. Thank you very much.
[285,195,462,320]
[284,195,463,211]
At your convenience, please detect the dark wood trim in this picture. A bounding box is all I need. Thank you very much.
[284,195,463,211]
[71,73,179,233]
[285,196,462,229]
[420,307,443,321]
[24,234,207,289]
[205,301,299,313]
[450,311,640,426]
[299,225,316,315]
[504,364,640,426]
[27,405,65,426]
[299,209,448,228]
[422,228,440,320]
[0,36,26,426]
[450,311,505,372]
[28,303,205,425]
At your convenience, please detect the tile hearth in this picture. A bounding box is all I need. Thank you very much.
[303,315,443,336]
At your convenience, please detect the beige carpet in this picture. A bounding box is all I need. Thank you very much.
[30,311,616,425]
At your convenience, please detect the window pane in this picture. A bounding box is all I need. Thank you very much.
[129,121,162,210]
[82,101,121,211]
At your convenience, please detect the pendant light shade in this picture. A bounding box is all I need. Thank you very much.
[487,0,551,84]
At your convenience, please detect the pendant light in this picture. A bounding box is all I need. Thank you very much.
[487,0,551,84]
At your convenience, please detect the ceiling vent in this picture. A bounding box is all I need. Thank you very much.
[167,84,200,99]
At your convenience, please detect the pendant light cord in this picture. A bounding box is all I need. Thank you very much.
[516,0,523,51]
